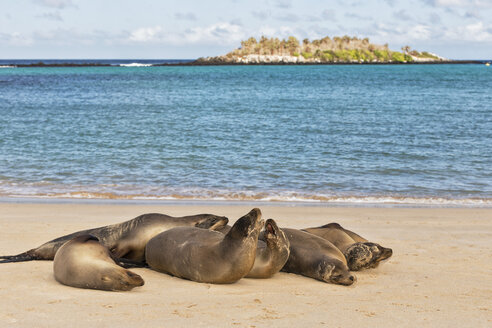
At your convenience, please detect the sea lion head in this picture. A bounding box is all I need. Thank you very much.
[345,242,393,271]
[99,268,145,291]
[263,219,290,253]
[320,260,356,286]
[194,214,229,230]
[229,208,264,238]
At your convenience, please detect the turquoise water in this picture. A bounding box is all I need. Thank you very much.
[0,64,491,204]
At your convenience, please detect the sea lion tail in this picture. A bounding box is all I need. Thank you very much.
[0,250,41,263]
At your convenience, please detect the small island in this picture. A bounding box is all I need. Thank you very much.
[195,35,448,65]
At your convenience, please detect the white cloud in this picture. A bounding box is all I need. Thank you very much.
[129,26,164,42]
[408,25,432,40]
[127,22,245,46]
[257,26,298,39]
[0,32,33,46]
[29,28,120,46]
[274,0,292,9]
[32,0,75,9]
[424,0,492,7]
[444,21,492,41]
[37,11,63,21]
[181,22,244,44]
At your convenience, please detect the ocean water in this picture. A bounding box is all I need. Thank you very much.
[0,64,491,205]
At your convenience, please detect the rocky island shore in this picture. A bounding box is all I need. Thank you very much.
[195,35,450,65]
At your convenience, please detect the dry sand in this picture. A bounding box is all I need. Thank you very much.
[0,202,490,327]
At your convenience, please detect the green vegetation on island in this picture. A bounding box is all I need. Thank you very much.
[199,35,445,64]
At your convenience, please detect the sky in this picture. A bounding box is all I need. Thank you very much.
[1,0,491,59]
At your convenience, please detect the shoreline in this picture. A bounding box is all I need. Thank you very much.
[0,196,491,208]
[0,202,491,327]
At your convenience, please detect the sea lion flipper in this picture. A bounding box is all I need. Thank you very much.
[115,258,149,269]
[0,250,42,263]
[110,244,133,259]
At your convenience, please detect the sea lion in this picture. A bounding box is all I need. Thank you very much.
[0,213,228,264]
[53,235,144,291]
[145,208,263,284]
[217,219,290,279]
[303,223,393,271]
[280,228,356,285]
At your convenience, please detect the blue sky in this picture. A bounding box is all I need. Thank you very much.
[1,0,491,59]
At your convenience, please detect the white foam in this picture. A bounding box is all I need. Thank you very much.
[1,183,491,207]
[38,193,492,206]
[0,65,15,68]
[119,63,152,67]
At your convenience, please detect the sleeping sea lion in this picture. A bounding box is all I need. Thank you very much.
[53,235,144,291]
[0,213,228,264]
[145,208,263,284]
[303,223,392,271]
[280,228,356,285]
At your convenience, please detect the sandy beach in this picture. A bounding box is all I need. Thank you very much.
[0,202,490,327]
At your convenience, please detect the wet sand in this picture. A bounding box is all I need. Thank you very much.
[0,202,490,327]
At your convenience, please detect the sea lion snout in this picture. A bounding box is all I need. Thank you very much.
[316,259,354,285]
[345,242,393,270]
[263,219,290,250]
[250,208,262,217]
[330,270,357,286]
[126,271,145,287]
[318,261,356,286]
[265,219,277,236]
[108,270,145,291]
[244,208,264,232]
[380,246,393,260]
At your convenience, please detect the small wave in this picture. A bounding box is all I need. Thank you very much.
[0,65,16,68]
[1,189,491,206]
[119,63,153,67]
